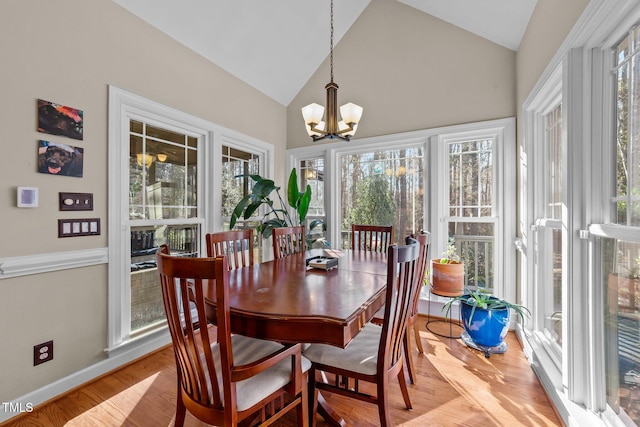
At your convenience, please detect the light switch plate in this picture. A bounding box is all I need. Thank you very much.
[59,192,93,211]
[58,218,100,238]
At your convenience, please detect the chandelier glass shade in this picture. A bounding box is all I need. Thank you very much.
[136,153,155,167]
[302,0,363,142]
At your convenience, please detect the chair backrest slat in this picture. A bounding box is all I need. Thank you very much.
[351,224,394,252]
[378,240,421,373]
[157,245,227,409]
[272,226,306,259]
[206,230,254,270]
[406,232,430,320]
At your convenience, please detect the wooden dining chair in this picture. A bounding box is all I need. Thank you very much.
[206,229,254,270]
[272,226,306,259]
[156,245,310,427]
[351,224,394,252]
[303,239,422,427]
[371,232,430,384]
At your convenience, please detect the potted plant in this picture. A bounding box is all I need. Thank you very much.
[430,238,465,297]
[229,168,327,248]
[443,288,530,349]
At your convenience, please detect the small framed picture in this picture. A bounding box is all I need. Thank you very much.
[38,140,84,178]
[37,99,83,140]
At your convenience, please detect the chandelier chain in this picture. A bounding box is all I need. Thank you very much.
[330,0,334,83]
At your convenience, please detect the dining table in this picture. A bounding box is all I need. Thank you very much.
[203,247,390,426]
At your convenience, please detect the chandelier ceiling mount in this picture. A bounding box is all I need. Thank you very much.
[301,0,363,142]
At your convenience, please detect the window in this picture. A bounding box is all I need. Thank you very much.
[446,138,496,291]
[128,120,200,333]
[601,236,640,424]
[434,123,514,300]
[109,88,207,352]
[288,118,514,305]
[531,101,564,365]
[299,157,327,246]
[221,146,259,219]
[338,147,424,249]
[520,4,640,424]
[221,145,262,261]
[522,60,565,382]
[543,105,564,352]
[599,27,640,424]
[108,86,273,354]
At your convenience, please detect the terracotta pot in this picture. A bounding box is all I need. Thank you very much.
[430,259,464,297]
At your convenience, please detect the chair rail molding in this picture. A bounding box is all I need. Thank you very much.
[0,247,108,279]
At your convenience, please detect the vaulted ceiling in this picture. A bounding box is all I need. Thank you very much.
[112,0,537,106]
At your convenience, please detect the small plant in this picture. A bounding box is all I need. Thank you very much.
[443,288,531,323]
[230,168,328,248]
[439,237,460,264]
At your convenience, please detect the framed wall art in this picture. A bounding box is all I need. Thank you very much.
[37,140,84,178]
[37,99,83,140]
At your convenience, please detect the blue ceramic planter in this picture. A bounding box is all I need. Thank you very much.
[460,296,511,348]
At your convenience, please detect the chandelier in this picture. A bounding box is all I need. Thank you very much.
[136,152,167,167]
[301,0,363,142]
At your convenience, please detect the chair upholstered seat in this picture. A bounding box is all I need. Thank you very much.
[213,335,312,411]
[303,323,381,376]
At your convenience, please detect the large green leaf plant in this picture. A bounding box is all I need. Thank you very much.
[229,168,327,247]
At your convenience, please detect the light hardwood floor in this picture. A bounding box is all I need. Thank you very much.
[2,316,563,427]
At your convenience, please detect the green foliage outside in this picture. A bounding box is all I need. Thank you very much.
[345,174,396,229]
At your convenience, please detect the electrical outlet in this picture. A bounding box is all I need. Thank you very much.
[33,340,53,366]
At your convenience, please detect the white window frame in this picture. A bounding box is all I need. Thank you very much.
[520,1,640,425]
[432,124,515,302]
[332,140,427,249]
[108,86,274,356]
[522,63,565,384]
[215,135,274,262]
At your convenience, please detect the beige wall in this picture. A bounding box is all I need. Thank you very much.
[287,0,517,148]
[0,0,286,402]
[516,0,589,112]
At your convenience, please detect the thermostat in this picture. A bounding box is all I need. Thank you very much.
[17,187,38,208]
